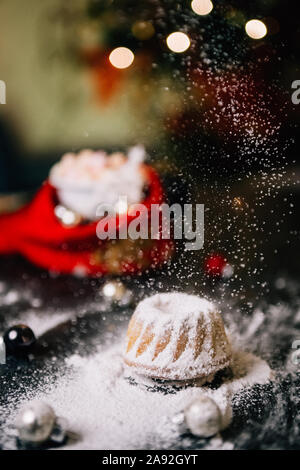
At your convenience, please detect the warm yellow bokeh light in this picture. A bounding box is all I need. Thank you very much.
[109,47,134,69]
[245,19,267,40]
[166,32,191,53]
[191,0,213,16]
[114,199,128,214]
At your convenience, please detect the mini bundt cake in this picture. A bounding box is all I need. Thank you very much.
[124,293,232,382]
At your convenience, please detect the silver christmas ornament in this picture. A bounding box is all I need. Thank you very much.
[101,280,133,307]
[184,395,222,438]
[54,204,82,228]
[15,401,56,444]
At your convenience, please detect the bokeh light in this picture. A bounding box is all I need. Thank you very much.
[191,0,213,16]
[245,19,267,40]
[109,47,134,69]
[166,32,191,53]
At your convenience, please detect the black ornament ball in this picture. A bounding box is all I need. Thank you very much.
[4,324,36,356]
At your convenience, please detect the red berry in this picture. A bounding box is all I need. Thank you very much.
[205,254,227,277]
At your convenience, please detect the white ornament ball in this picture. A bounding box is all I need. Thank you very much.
[15,401,56,444]
[184,395,222,438]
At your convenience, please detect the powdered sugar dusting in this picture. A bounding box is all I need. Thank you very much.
[136,293,216,320]
[11,310,75,338]
[49,146,146,220]
[124,293,232,380]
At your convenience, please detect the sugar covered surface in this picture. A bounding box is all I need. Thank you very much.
[52,347,272,449]
[0,286,272,450]
[135,293,216,320]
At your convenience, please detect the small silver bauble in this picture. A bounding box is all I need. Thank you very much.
[101,280,133,307]
[54,204,82,228]
[184,395,222,438]
[15,401,56,444]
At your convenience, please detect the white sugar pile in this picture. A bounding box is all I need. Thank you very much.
[5,334,272,450]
